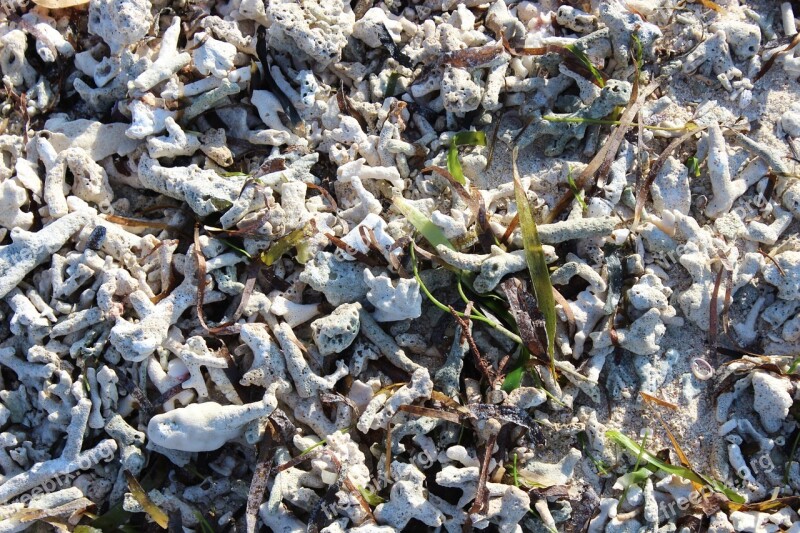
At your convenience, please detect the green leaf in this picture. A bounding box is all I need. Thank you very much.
[385,71,400,97]
[260,226,309,266]
[565,44,605,87]
[615,467,652,489]
[501,359,527,392]
[124,470,169,529]
[631,33,643,75]
[452,131,487,147]
[687,156,700,178]
[392,196,455,250]
[91,458,169,531]
[577,431,610,476]
[358,485,386,506]
[447,131,487,185]
[607,430,744,503]
[512,146,557,379]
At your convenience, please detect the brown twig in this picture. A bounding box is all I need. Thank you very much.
[467,432,498,526]
[448,305,497,384]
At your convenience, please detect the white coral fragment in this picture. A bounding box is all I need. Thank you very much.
[146,386,280,452]
[358,368,432,432]
[762,251,800,300]
[192,33,237,78]
[88,0,154,55]
[266,0,355,67]
[374,461,445,529]
[705,122,747,218]
[751,371,793,433]
[311,303,360,355]
[131,17,191,92]
[363,270,422,322]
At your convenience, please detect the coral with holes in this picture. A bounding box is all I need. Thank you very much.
[516,80,632,156]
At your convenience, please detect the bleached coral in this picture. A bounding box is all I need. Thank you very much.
[88,0,154,55]
[146,385,281,452]
[266,0,355,67]
[363,270,422,322]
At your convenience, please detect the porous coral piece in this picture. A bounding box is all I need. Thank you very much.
[137,154,246,217]
[751,371,793,433]
[0,210,91,299]
[108,249,198,361]
[436,461,531,532]
[357,305,422,373]
[192,34,236,78]
[126,99,176,139]
[176,336,234,400]
[0,30,37,88]
[518,448,582,488]
[0,398,117,503]
[551,259,606,293]
[517,80,632,156]
[147,117,201,159]
[271,320,348,398]
[352,7,403,48]
[534,216,617,245]
[358,367,432,432]
[266,0,355,67]
[592,308,666,355]
[556,5,597,34]
[762,251,800,300]
[0,179,33,231]
[627,274,681,324]
[442,245,556,293]
[441,65,482,114]
[374,461,445,529]
[683,30,742,92]
[88,0,154,55]
[130,17,191,92]
[299,251,370,306]
[363,270,422,322]
[199,128,234,167]
[705,122,747,218]
[598,0,662,68]
[146,385,281,452]
[652,156,691,215]
[44,146,114,217]
[311,303,360,356]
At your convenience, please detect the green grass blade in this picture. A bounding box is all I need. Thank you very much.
[565,44,605,87]
[447,131,487,185]
[501,353,528,392]
[393,196,455,250]
[512,146,557,378]
[566,167,587,211]
[447,140,465,185]
[218,237,253,258]
[607,430,744,503]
